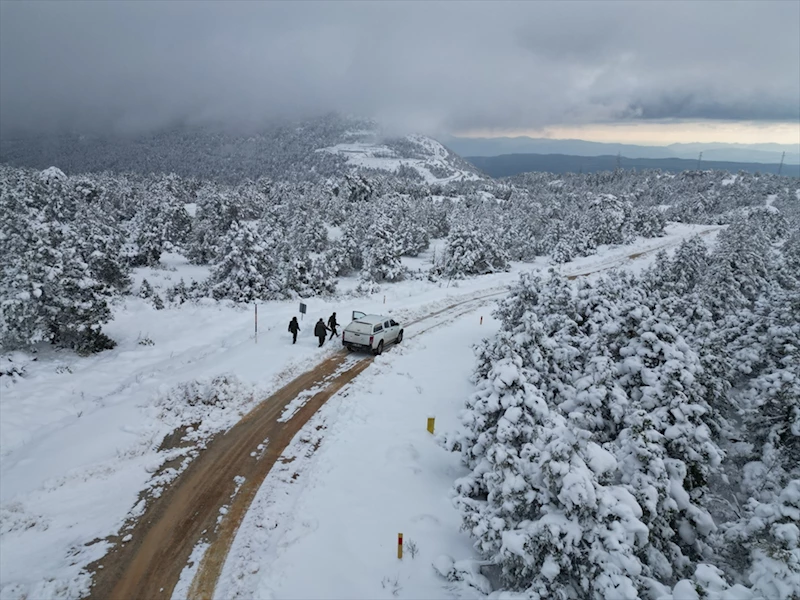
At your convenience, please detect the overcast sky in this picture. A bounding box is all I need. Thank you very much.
[1,1,798,143]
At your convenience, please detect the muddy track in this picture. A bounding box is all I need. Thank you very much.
[85,292,502,600]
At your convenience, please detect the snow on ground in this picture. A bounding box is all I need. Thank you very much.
[323,224,343,242]
[211,223,725,600]
[0,222,720,599]
[0,269,519,599]
[130,251,210,293]
[215,309,499,600]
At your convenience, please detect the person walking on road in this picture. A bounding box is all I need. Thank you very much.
[314,318,329,348]
[327,312,339,341]
[288,316,300,344]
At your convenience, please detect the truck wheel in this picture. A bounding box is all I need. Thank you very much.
[396,330,403,344]
[374,340,384,356]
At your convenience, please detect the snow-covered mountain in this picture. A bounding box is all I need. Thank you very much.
[317,132,481,184]
[0,114,482,184]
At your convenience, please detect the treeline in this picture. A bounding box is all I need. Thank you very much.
[1,163,795,355]
[447,214,799,599]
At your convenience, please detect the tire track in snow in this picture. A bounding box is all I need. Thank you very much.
[564,225,722,279]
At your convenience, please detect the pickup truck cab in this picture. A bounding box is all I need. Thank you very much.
[342,311,404,355]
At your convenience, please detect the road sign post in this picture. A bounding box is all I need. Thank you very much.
[299,302,307,321]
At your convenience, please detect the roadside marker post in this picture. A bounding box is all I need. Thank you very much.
[427,417,435,435]
[398,533,403,559]
[255,304,258,344]
[480,315,483,325]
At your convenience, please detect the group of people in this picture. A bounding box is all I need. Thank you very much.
[288,312,339,347]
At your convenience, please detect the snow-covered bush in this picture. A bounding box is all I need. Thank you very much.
[151,374,257,441]
[0,351,36,382]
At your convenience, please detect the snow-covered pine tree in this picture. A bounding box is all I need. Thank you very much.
[124,197,164,267]
[361,216,405,282]
[208,221,279,302]
[699,218,772,320]
[453,285,648,599]
[442,224,509,277]
[1,167,117,353]
[38,237,116,354]
[610,302,723,581]
[73,202,131,293]
[583,194,631,247]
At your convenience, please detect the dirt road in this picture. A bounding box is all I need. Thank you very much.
[86,292,502,600]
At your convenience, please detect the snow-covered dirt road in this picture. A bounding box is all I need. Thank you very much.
[0,223,721,600]
[85,292,504,600]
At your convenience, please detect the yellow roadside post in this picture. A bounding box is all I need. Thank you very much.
[427,417,435,434]
[398,533,403,559]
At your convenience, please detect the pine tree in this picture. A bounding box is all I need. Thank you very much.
[361,217,404,282]
[208,221,279,302]
[443,225,509,277]
[0,167,117,353]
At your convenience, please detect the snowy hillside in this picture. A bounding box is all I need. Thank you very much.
[318,133,483,184]
[0,115,480,184]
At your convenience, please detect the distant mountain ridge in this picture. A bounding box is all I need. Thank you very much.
[0,115,481,184]
[443,135,800,165]
[466,152,800,178]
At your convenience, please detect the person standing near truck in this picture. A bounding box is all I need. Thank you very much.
[314,318,329,347]
[327,312,339,341]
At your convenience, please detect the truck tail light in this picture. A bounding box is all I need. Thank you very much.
[370,336,374,345]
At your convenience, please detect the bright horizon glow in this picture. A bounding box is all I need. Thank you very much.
[456,120,800,146]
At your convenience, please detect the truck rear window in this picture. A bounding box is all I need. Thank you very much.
[348,321,374,334]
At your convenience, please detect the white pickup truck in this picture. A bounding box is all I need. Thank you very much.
[342,311,404,355]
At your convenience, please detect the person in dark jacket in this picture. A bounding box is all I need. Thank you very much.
[288,317,300,344]
[327,312,338,340]
[314,318,329,347]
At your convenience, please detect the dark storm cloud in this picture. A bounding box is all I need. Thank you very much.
[1,1,798,136]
